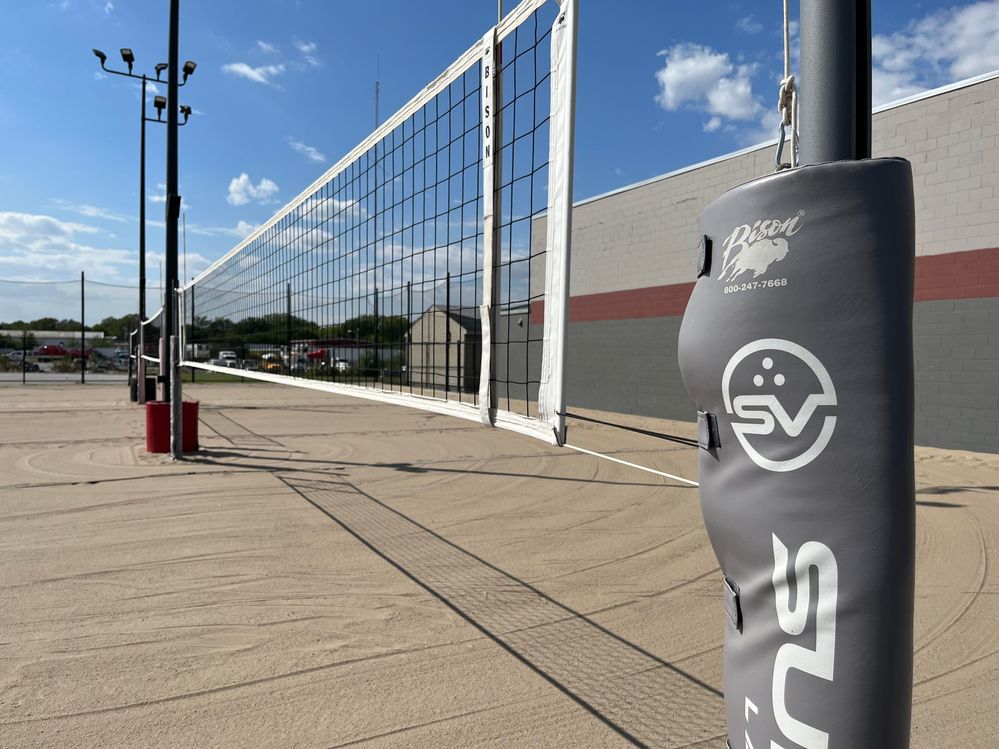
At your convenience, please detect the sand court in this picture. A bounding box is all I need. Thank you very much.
[0,384,996,747]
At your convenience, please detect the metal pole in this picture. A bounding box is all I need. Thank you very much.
[170,333,182,459]
[163,0,180,403]
[138,75,147,402]
[374,286,380,380]
[139,76,147,325]
[21,329,26,385]
[128,329,135,396]
[182,211,187,287]
[798,0,872,164]
[190,284,195,383]
[80,271,86,385]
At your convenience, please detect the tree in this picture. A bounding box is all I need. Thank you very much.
[93,314,140,340]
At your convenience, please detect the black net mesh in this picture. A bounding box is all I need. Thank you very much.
[184,3,557,422]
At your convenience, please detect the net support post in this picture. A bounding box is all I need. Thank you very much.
[159,335,167,402]
[477,26,499,427]
[537,0,578,446]
[798,0,872,164]
[137,324,147,404]
[170,333,183,459]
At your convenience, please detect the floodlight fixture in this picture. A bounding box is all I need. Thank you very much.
[179,105,192,117]
[92,48,107,67]
[120,48,134,73]
[155,62,168,79]
[182,60,197,82]
[153,95,167,117]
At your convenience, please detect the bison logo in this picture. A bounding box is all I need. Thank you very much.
[717,211,803,283]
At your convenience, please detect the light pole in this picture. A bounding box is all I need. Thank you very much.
[92,45,195,403]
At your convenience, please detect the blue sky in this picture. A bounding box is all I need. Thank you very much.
[1,0,998,321]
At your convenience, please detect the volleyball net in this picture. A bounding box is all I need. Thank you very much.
[181,0,576,443]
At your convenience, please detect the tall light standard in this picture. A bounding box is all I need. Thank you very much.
[92,45,195,403]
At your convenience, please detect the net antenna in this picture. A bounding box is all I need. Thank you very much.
[182,0,577,445]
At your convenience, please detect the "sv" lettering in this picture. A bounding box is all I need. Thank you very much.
[769,533,838,749]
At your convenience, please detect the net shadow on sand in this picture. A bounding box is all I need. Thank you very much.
[280,475,725,748]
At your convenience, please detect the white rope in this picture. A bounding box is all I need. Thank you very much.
[564,443,699,487]
[776,0,799,170]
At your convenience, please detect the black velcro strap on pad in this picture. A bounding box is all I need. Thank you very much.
[697,411,720,449]
[723,575,742,632]
[697,234,711,278]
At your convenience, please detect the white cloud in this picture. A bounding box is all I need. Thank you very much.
[185,220,258,239]
[227,220,258,238]
[256,40,278,54]
[736,15,763,34]
[294,39,320,68]
[873,1,999,105]
[705,73,759,119]
[655,43,763,133]
[0,211,216,316]
[149,183,167,205]
[226,173,279,206]
[0,211,136,301]
[103,0,113,13]
[51,199,129,223]
[287,137,326,163]
[221,62,285,85]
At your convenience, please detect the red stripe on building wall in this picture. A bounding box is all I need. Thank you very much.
[531,282,695,325]
[532,247,999,324]
[913,247,999,302]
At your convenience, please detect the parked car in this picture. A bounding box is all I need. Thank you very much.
[334,358,351,373]
[261,353,283,372]
[34,344,68,357]
[218,351,238,368]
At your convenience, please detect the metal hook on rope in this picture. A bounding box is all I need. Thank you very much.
[775,73,798,171]
[774,0,799,171]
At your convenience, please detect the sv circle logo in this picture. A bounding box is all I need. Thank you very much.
[722,339,836,472]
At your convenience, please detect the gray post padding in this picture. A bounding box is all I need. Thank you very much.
[678,158,915,748]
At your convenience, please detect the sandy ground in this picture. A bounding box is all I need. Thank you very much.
[0,383,995,748]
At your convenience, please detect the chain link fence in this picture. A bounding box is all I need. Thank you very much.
[0,277,161,384]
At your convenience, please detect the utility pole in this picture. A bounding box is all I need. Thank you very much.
[92,46,194,402]
[798,0,872,164]
[137,74,148,402]
[162,0,180,403]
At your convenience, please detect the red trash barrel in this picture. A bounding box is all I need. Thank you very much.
[183,400,199,452]
[145,400,199,453]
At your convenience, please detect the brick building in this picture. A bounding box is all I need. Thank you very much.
[545,71,999,452]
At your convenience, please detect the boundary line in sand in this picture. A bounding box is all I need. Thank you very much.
[564,443,700,487]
